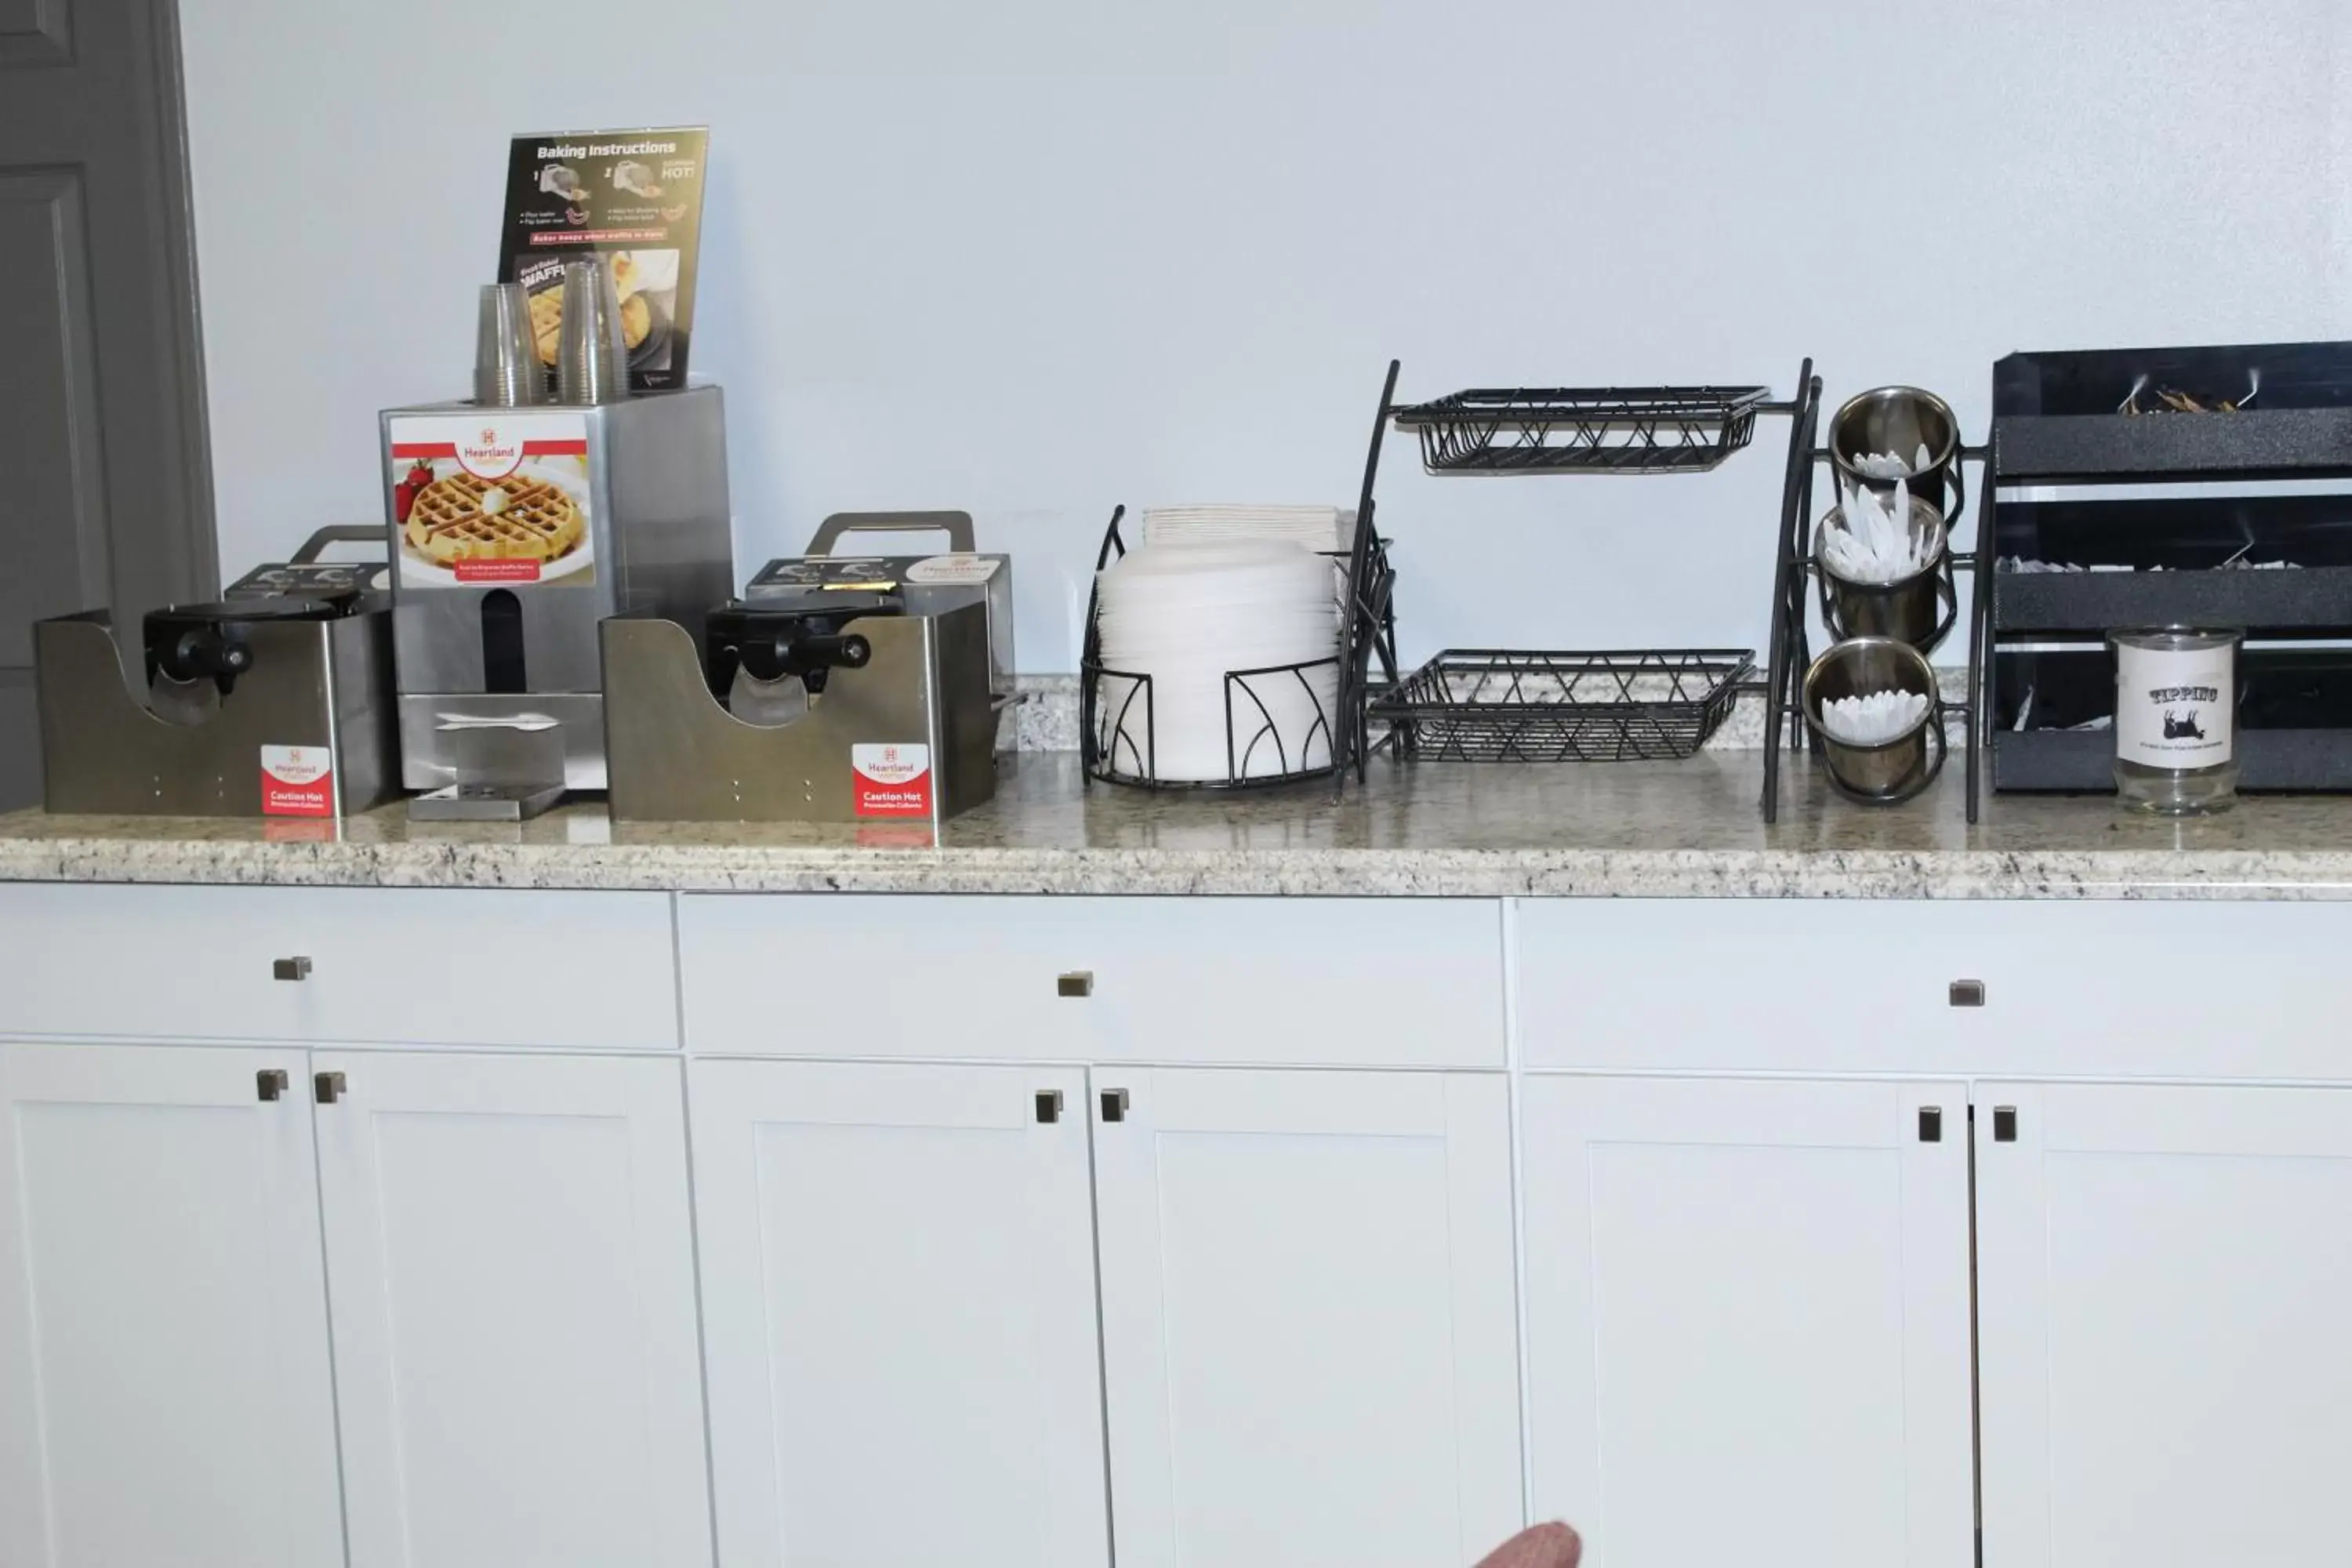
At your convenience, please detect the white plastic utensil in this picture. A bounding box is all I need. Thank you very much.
[1820,480,1941,585]
[1848,442,1933,480]
[1820,688,1929,746]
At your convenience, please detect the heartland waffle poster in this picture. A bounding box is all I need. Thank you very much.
[498,126,708,393]
[387,412,594,586]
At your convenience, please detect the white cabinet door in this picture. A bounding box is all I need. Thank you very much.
[314,1051,710,1568]
[0,1044,343,1568]
[691,1060,1109,1568]
[1521,1076,1974,1568]
[1092,1068,1522,1568]
[1977,1081,2352,1568]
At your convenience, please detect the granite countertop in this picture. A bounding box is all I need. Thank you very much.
[5,751,2352,898]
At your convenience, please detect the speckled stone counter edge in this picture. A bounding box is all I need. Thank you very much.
[7,839,2352,901]
[12,747,2350,901]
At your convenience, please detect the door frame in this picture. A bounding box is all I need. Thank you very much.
[7,0,219,605]
[136,0,219,601]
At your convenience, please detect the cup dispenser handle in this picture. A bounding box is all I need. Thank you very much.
[805,511,977,557]
[290,525,392,564]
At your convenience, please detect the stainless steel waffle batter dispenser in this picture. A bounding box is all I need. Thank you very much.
[379,385,732,819]
[34,526,399,818]
[600,513,1007,822]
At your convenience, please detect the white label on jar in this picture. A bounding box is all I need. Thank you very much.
[2115,641,2233,769]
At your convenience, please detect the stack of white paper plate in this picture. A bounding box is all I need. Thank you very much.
[1093,539,1342,782]
[1141,504,1353,553]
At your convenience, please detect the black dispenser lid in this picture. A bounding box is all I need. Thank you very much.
[148,597,355,628]
[141,597,354,696]
[705,590,902,697]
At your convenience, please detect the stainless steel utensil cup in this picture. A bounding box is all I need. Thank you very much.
[1802,637,1941,801]
[1813,498,1954,652]
[1829,386,1963,520]
[556,260,627,405]
[473,283,545,408]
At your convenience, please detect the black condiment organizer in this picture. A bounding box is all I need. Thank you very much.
[1987,339,2352,794]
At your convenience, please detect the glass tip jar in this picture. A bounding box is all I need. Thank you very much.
[2110,626,2240,815]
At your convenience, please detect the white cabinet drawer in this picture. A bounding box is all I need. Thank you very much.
[680,895,1504,1068]
[1519,898,2352,1081]
[0,884,678,1049]
[1952,901,2352,1080]
[1517,900,1987,1075]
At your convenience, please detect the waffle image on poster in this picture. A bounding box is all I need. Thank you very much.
[405,471,585,566]
[526,250,671,367]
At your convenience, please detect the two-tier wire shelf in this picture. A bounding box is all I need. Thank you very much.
[1352,358,1991,823]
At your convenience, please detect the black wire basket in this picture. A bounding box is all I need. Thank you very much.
[1372,648,1753,761]
[1392,386,1769,474]
[1087,659,1343,788]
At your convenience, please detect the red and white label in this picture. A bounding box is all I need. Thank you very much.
[389,437,590,463]
[852,743,934,818]
[389,412,590,475]
[452,559,543,583]
[260,745,334,818]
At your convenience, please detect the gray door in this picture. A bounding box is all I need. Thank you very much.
[1,0,215,811]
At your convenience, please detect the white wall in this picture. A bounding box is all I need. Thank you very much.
[182,0,2351,670]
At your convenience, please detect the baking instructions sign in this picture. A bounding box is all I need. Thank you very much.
[498,126,708,393]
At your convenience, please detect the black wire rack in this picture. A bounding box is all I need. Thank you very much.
[1087,661,1342,787]
[1358,358,1984,818]
[1390,386,1769,474]
[1374,649,1751,762]
[1757,370,1987,821]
